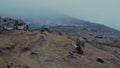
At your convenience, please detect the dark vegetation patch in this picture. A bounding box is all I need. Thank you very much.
[30,52,38,55]
[0,50,4,55]
[41,28,51,33]
[6,65,10,68]
[67,52,76,59]
[2,45,15,50]
[21,47,30,52]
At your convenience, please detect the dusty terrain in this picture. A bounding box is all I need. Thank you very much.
[0,30,120,68]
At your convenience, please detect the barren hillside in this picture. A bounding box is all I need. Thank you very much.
[0,30,120,68]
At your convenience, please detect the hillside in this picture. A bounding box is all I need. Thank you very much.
[0,30,120,68]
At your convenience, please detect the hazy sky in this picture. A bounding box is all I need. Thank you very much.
[0,0,120,30]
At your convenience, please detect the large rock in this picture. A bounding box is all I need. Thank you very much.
[0,17,29,31]
[73,38,85,54]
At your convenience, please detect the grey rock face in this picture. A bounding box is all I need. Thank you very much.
[0,16,29,31]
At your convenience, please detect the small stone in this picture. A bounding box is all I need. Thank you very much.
[96,58,104,63]
[24,66,29,68]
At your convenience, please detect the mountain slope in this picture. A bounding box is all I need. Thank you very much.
[0,30,120,68]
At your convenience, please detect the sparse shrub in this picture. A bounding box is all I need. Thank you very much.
[41,27,51,33]
[82,37,89,42]
[0,50,4,56]
[21,47,30,52]
[30,52,38,55]
[6,65,10,68]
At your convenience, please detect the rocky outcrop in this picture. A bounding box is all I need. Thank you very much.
[72,38,85,55]
[0,16,29,31]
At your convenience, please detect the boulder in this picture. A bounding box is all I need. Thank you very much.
[73,38,85,55]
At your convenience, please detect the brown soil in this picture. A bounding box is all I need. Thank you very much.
[0,30,120,68]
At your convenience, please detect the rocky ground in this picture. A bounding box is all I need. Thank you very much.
[0,29,120,68]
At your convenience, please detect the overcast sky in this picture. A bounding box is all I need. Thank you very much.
[0,0,120,30]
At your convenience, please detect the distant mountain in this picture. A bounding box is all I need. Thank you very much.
[0,10,120,34]
[22,14,120,34]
